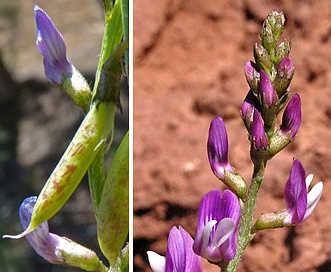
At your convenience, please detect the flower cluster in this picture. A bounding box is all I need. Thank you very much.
[148,10,324,272]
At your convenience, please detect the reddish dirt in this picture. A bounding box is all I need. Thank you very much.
[134,0,331,271]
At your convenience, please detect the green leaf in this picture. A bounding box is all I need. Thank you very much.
[121,0,129,78]
[93,0,124,99]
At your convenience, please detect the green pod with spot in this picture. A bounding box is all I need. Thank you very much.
[97,131,129,265]
[5,101,115,239]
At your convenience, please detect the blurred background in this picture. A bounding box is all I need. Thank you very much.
[0,0,128,271]
[134,0,331,271]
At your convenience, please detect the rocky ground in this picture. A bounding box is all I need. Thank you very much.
[134,0,331,271]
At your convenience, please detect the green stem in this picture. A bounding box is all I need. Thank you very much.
[226,162,266,271]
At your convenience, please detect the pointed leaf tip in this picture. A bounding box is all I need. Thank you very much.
[2,224,35,240]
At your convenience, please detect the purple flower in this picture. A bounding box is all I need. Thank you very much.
[34,5,73,85]
[207,117,234,180]
[19,197,106,270]
[283,159,323,225]
[147,226,202,272]
[259,70,278,107]
[19,196,63,263]
[34,5,91,111]
[279,94,301,139]
[251,109,268,149]
[193,190,241,263]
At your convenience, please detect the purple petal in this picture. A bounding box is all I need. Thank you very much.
[259,70,278,107]
[245,61,260,89]
[179,227,202,272]
[166,226,202,272]
[241,91,261,132]
[280,94,301,139]
[251,109,268,149]
[197,190,222,234]
[19,197,63,263]
[193,190,221,256]
[34,5,72,84]
[207,117,232,179]
[193,190,240,262]
[277,57,294,79]
[241,91,260,118]
[245,61,256,82]
[219,232,237,261]
[219,190,241,228]
[218,190,240,261]
[166,227,184,272]
[284,159,307,224]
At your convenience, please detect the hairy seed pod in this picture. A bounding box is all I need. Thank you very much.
[4,101,115,239]
[97,131,129,265]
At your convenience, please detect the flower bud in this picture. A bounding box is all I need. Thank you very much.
[279,94,301,139]
[259,70,278,107]
[244,61,260,92]
[275,39,291,65]
[250,109,270,165]
[207,117,247,197]
[34,5,91,111]
[207,117,233,180]
[240,90,260,132]
[250,109,268,150]
[253,44,274,76]
[273,57,295,97]
[269,94,301,156]
[260,10,285,59]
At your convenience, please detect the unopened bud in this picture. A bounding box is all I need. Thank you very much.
[273,57,295,97]
[254,44,274,77]
[240,90,260,132]
[244,61,260,92]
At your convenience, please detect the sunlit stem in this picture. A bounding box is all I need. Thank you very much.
[225,162,266,271]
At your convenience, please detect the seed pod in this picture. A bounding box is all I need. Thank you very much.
[97,131,129,265]
[4,101,115,239]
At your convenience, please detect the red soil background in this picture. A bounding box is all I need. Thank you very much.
[134,0,331,271]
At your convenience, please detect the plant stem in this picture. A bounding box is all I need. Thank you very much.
[226,161,266,271]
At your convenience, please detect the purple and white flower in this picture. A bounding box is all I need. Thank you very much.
[193,189,241,263]
[283,159,323,225]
